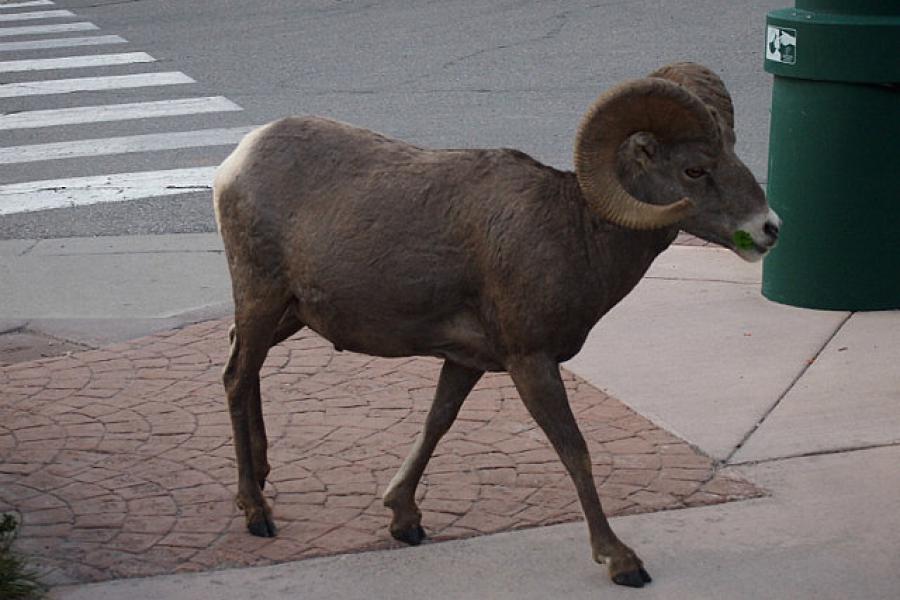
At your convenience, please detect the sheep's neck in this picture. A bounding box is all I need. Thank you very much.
[563,172,678,319]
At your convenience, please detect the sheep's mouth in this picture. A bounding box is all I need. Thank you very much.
[729,229,776,262]
[751,240,772,254]
[740,246,769,261]
[728,210,781,262]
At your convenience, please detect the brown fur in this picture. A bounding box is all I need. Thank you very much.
[213,63,776,589]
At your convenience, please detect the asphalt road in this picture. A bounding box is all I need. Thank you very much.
[0,0,782,240]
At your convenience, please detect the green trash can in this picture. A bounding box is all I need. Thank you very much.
[761,0,900,311]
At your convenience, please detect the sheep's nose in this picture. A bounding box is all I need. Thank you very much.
[764,219,780,240]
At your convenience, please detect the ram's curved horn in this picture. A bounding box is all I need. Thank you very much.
[574,77,720,230]
[649,62,735,130]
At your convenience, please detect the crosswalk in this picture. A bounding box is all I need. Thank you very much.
[0,0,256,217]
[0,126,253,164]
[0,22,98,37]
[0,51,155,72]
[0,34,126,52]
[1,97,243,130]
[0,72,195,98]
[0,167,219,213]
[0,9,74,22]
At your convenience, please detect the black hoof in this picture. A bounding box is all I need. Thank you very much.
[612,567,652,588]
[248,517,277,538]
[392,525,426,546]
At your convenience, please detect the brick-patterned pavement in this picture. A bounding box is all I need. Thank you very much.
[0,319,760,586]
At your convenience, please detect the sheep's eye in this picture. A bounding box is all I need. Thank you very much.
[685,167,707,179]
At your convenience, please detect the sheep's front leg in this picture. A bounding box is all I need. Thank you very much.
[507,355,651,588]
[383,360,483,544]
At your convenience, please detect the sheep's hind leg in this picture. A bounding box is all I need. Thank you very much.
[224,306,292,537]
[507,355,651,588]
[233,308,306,491]
[383,360,483,545]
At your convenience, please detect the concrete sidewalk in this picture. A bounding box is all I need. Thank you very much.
[0,234,232,361]
[2,234,898,598]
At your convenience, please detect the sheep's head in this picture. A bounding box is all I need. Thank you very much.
[574,62,780,262]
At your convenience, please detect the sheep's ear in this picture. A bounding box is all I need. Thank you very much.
[622,132,658,170]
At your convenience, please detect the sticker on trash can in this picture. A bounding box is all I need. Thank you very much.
[766,25,796,65]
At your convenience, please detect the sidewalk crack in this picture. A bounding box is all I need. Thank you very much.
[17,239,39,256]
[730,440,900,466]
[724,311,854,464]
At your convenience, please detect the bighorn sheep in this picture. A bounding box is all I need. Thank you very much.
[214,62,780,588]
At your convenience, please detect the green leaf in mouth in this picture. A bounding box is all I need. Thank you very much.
[733,230,755,251]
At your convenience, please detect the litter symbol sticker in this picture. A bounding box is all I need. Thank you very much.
[767,25,796,64]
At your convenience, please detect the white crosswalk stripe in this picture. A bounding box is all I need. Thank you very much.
[0,167,220,215]
[0,71,194,98]
[0,97,243,130]
[0,34,127,52]
[0,22,97,37]
[0,127,255,164]
[0,51,154,72]
[0,9,74,22]
[0,2,257,219]
[0,1,56,9]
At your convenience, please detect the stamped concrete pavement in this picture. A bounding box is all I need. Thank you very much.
[0,318,758,586]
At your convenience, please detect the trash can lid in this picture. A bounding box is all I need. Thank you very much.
[765,6,900,83]
[796,0,900,16]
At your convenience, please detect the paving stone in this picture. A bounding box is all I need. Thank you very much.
[0,319,761,584]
